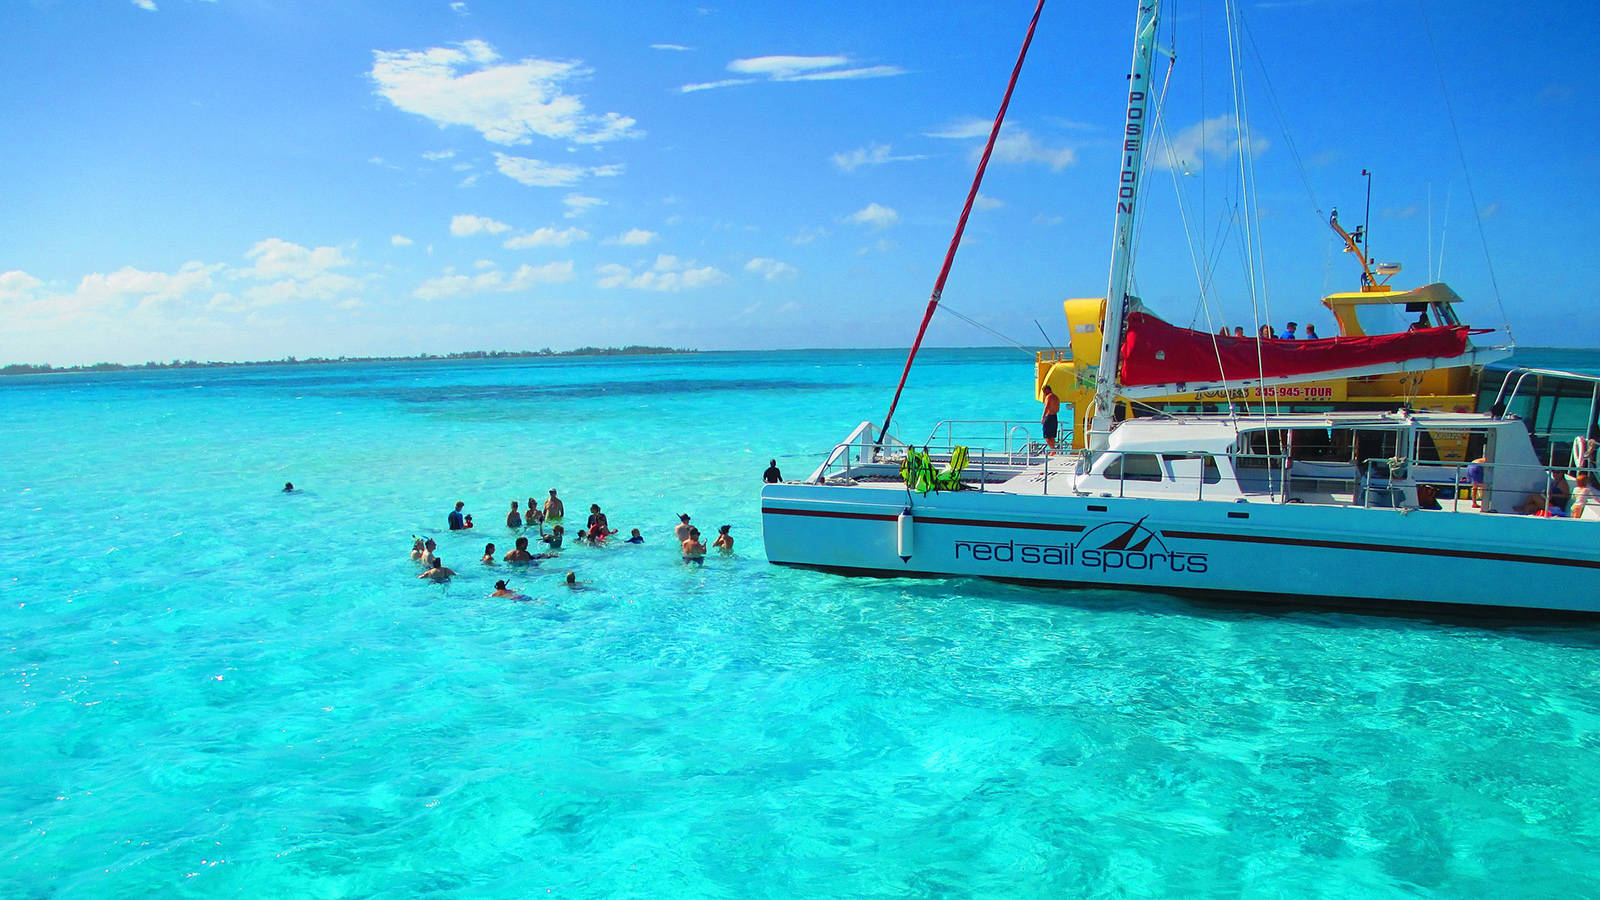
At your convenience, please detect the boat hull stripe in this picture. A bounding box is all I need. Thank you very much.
[1160,529,1600,570]
[762,506,1085,533]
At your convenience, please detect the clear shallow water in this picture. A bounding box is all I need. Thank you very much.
[4,348,1599,898]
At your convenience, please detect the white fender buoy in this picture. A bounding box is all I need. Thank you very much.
[896,508,914,562]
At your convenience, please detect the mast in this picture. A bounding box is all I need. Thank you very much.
[1086,0,1163,452]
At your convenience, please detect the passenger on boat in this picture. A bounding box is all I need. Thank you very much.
[713,525,733,553]
[504,536,534,563]
[1305,324,1320,339]
[419,558,455,581]
[682,527,707,564]
[1041,385,1061,450]
[1258,324,1273,340]
[1572,474,1599,518]
[1548,471,1572,513]
[507,501,522,529]
[481,543,496,564]
[1467,456,1488,507]
[1409,312,1430,331]
[1233,327,1245,338]
[1280,322,1298,340]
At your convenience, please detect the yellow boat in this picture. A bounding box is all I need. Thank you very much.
[1037,212,1507,459]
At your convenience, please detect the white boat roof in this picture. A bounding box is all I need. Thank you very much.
[1106,410,1518,453]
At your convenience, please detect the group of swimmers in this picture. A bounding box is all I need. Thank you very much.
[412,495,737,594]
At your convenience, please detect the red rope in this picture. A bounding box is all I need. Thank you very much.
[876,0,1047,446]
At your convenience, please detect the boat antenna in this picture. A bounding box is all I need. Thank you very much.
[874,0,1047,448]
[1362,168,1373,269]
[1085,0,1163,452]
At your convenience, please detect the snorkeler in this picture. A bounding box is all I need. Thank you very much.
[673,513,693,543]
[491,580,520,598]
[283,481,295,492]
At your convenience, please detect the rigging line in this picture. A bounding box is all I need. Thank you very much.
[875,0,1047,447]
[1224,0,1266,422]
[1236,12,1324,223]
[1415,0,1513,344]
[938,302,1038,354]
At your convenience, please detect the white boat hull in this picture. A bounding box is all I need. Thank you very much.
[762,483,1600,615]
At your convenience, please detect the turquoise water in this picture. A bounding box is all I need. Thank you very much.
[5,348,1599,898]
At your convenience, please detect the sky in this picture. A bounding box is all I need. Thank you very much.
[2,0,1597,366]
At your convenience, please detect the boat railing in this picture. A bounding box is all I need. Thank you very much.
[923,419,1055,462]
[808,421,892,482]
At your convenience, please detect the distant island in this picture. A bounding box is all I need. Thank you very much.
[0,346,694,376]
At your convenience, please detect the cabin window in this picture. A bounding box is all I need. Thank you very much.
[1287,428,1352,463]
[1236,430,1289,468]
[1163,453,1221,484]
[1104,453,1163,482]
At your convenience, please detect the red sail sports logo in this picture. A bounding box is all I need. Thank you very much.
[953,517,1209,574]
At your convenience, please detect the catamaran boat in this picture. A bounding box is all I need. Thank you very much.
[760,0,1600,615]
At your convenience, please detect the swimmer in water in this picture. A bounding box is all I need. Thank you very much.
[674,513,693,544]
[283,481,295,492]
[525,497,544,528]
[712,525,733,554]
[420,538,438,567]
[541,524,564,550]
[491,579,520,598]
[543,489,564,522]
[504,536,534,563]
[506,501,522,530]
[586,504,615,540]
[463,514,474,529]
[682,527,707,564]
[624,528,643,544]
[419,557,456,581]
[481,543,496,564]
[410,537,427,561]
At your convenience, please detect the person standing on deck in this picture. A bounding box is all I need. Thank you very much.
[1041,385,1061,451]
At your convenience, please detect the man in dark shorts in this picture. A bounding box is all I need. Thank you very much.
[1041,385,1061,451]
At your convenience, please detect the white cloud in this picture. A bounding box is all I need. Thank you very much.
[493,153,624,187]
[370,40,641,146]
[745,257,798,281]
[391,234,415,246]
[0,270,43,303]
[450,1,468,13]
[414,261,574,300]
[652,44,694,52]
[450,213,512,236]
[596,254,727,291]
[973,194,1003,210]
[422,149,455,160]
[503,226,590,248]
[132,0,157,10]
[1153,114,1266,172]
[243,238,350,280]
[831,142,926,172]
[846,202,899,229]
[562,194,606,218]
[606,228,657,246]
[930,121,1075,171]
[682,54,905,92]
[789,226,827,245]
